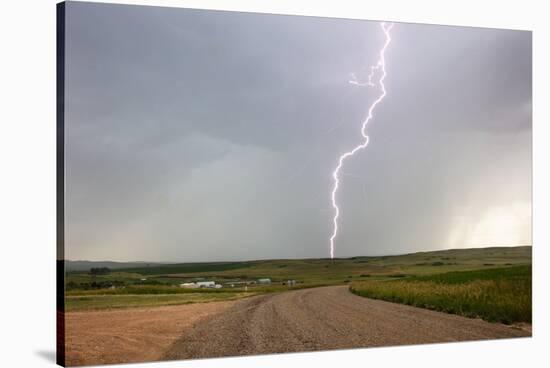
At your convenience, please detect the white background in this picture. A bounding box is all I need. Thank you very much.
[0,0,548,367]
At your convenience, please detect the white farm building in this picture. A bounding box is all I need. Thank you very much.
[196,281,216,288]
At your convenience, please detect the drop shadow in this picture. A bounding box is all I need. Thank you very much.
[35,350,56,364]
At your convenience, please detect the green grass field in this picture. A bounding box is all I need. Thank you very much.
[65,246,531,317]
[66,292,254,312]
[350,265,531,324]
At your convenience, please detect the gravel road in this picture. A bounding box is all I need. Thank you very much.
[164,285,529,360]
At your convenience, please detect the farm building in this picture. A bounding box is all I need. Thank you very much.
[196,281,216,288]
[180,282,198,288]
[257,278,271,284]
[223,280,254,287]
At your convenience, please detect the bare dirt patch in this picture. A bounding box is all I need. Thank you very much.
[65,300,236,366]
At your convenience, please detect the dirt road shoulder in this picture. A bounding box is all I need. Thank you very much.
[64,300,236,366]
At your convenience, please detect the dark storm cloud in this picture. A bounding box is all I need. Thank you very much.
[65,2,531,261]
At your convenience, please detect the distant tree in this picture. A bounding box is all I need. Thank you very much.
[90,267,111,275]
[65,281,79,290]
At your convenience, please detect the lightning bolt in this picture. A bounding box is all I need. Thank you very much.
[329,22,394,259]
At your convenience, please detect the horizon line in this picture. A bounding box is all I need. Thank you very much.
[63,244,532,265]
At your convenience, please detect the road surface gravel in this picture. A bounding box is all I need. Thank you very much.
[164,285,529,360]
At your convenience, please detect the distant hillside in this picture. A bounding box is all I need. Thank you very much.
[64,246,531,275]
[65,260,165,272]
[120,261,254,275]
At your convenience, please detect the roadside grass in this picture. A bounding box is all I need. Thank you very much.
[66,285,232,296]
[349,265,531,324]
[65,292,254,312]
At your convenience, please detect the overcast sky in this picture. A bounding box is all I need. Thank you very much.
[64,2,532,262]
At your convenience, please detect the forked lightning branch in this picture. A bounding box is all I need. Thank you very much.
[329,22,394,259]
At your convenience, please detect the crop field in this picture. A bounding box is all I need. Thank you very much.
[350,265,531,324]
[65,246,531,316]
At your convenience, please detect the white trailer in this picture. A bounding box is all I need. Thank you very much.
[196,281,216,288]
